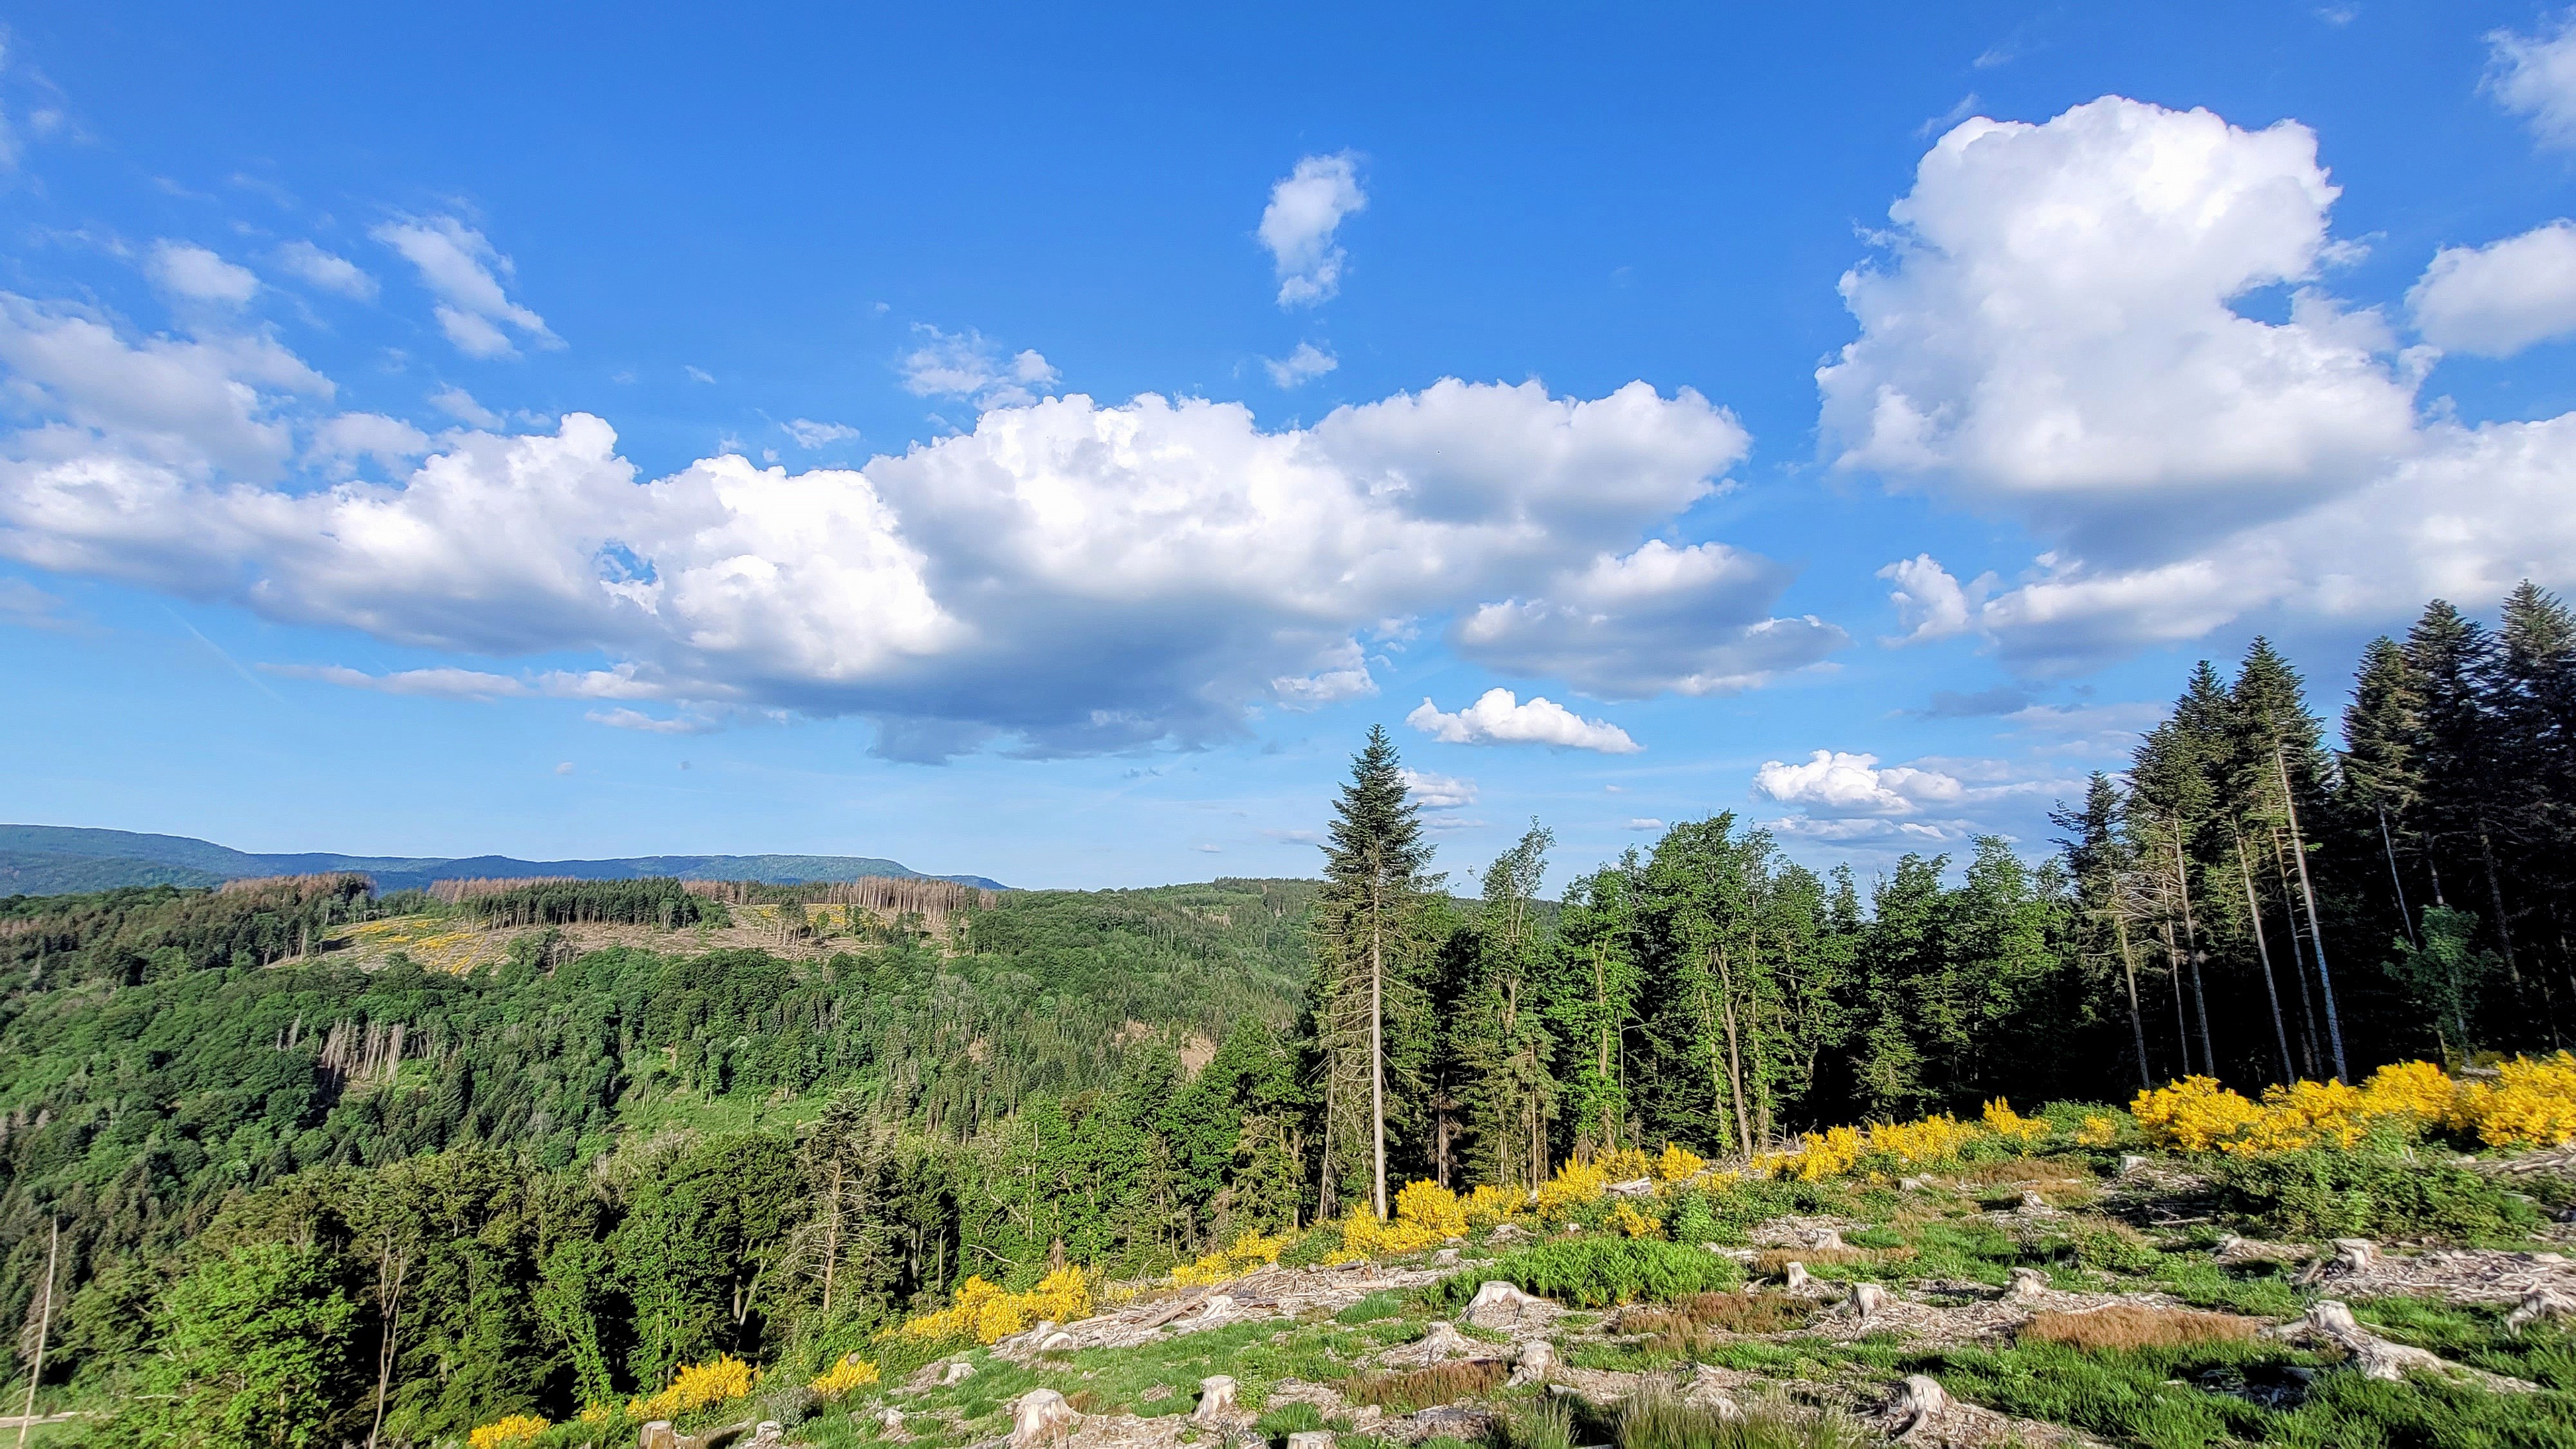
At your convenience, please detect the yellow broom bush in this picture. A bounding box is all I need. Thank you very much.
[896,1265,1093,1344]
[1982,1098,2052,1145]
[2453,1052,2576,1147]
[809,1354,881,1397]
[626,1355,753,1421]
[470,1415,549,1449]
[1654,1142,1709,1183]
[1170,1226,1287,1287]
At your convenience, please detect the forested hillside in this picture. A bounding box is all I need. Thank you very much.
[0,584,2569,1449]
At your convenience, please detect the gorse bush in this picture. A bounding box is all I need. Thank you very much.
[1425,1235,1742,1309]
[2210,1148,2539,1242]
[2132,1056,2576,1155]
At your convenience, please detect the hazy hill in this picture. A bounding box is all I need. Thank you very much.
[0,822,1008,895]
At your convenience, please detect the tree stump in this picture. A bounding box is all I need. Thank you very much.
[1890,1375,1949,1434]
[2005,1267,2048,1301]
[1848,1282,1890,1320]
[941,1360,976,1386]
[1464,1280,1557,1329]
[1194,1377,1238,1421]
[2330,1238,2379,1273]
[1508,1339,1557,1387]
[1783,1261,1812,1291]
[2507,1289,2575,1337]
[641,1423,679,1449]
[1010,1389,1082,1448]
[1285,1432,1336,1449]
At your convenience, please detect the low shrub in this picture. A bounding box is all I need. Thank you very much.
[1346,1360,1507,1411]
[2210,1148,2539,1242]
[2019,1303,2261,1352]
[1424,1236,1742,1309]
[2065,1222,2160,1275]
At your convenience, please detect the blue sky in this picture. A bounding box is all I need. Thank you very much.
[4,2,2575,890]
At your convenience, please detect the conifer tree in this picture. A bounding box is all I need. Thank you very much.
[1548,857,1644,1164]
[1313,724,1436,1220]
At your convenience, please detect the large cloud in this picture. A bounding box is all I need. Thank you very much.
[0,303,1815,759]
[2489,9,2576,148]
[1823,96,2576,672]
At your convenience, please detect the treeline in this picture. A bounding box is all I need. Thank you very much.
[454,878,730,930]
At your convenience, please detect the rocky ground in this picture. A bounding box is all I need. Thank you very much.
[766,1152,2576,1449]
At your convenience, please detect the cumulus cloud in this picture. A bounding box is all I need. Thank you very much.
[2409,220,2576,357]
[1263,341,1338,388]
[2489,9,2576,148]
[1399,768,1478,809]
[0,303,1784,759]
[1821,97,2418,564]
[1877,553,1989,645]
[372,216,555,358]
[1823,95,2576,672]
[1260,153,1366,308]
[147,242,259,307]
[784,418,860,448]
[276,241,378,301]
[0,293,329,477]
[1405,689,1641,753]
[899,326,1059,410]
[1754,749,1965,817]
[1623,817,1664,832]
[1451,538,1845,697]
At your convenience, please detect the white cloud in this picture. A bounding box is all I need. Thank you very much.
[264,663,531,699]
[2489,9,2576,148]
[1623,817,1664,832]
[1754,749,1966,817]
[587,706,717,734]
[899,325,1059,410]
[147,242,260,307]
[1260,153,1366,309]
[428,385,500,429]
[276,241,378,301]
[1452,538,1845,697]
[2408,220,2576,357]
[1819,95,2576,671]
[0,293,329,477]
[0,313,1784,759]
[784,418,860,448]
[554,761,574,775]
[307,413,430,473]
[1878,553,1991,645]
[1405,689,1641,753]
[372,216,555,358]
[1398,768,1478,809]
[1263,341,1338,388]
[685,365,716,384]
[1821,97,2417,566]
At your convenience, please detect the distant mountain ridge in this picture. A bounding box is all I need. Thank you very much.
[0,824,1007,896]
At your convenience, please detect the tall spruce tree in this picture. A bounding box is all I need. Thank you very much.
[1313,724,1436,1220]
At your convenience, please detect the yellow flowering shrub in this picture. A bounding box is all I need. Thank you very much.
[1534,1157,1613,1219]
[1395,1179,1469,1238]
[1982,1098,2051,1145]
[896,1266,1093,1345]
[2075,1114,2121,1148]
[1595,1146,1658,1182]
[1170,1227,1286,1286]
[1610,1200,1662,1238]
[809,1355,880,1398]
[1653,1142,1709,1183]
[2453,1052,2576,1148]
[576,1405,614,1426]
[1754,1114,1980,1181]
[2358,1060,2456,1126]
[1462,1183,1525,1228]
[2131,1077,2267,1152]
[471,1415,549,1449]
[627,1356,753,1421]
[2218,1079,2369,1155]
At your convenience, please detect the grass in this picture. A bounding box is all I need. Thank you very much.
[1424,1235,1743,1309]
[1613,1390,1868,1449]
[2019,1303,2261,1352]
[1625,1291,1820,1338]
[1344,1360,1506,1411]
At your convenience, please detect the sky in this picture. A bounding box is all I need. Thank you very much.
[3,1,2575,890]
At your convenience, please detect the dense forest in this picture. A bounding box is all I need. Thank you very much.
[0,584,2569,1448]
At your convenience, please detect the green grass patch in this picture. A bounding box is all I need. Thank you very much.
[2210,1148,2541,1244]
[1423,1236,1743,1309]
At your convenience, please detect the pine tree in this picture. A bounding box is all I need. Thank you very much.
[1548,858,1644,1165]
[1313,724,1437,1220]
[2053,773,2152,1089]
[2341,635,2426,951]
[1454,822,1558,1190]
[2407,599,2530,1038]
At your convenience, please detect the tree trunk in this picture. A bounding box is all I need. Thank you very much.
[14,1220,56,1449]
[2379,809,2418,950]
[368,1246,409,1449]
[2159,920,2193,1076]
[2275,746,2348,1081]
[2112,914,2151,1089]
[2171,834,2216,1077]
[2234,828,2295,1085]
[2270,832,2323,1077]
[1714,948,1753,1162]
[1368,876,1387,1222]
